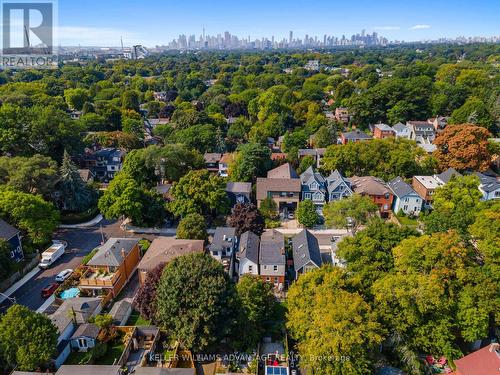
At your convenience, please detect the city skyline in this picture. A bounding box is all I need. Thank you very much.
[56,0,500,47]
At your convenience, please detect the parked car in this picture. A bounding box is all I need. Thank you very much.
[55,269,73,283]
[41,283,59,298]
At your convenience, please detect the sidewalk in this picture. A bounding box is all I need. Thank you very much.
[120,219,217,236]
[0,265,40,304]
[58,214,103,229]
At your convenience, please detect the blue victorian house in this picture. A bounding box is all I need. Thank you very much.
[325,170,353,201]
[0,219,23,262]
[300,166,327,213]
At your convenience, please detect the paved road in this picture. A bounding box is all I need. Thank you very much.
[1,219,154,312]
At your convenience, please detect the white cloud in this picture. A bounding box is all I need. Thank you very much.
[374,26,401,31]
[410,24,431,30]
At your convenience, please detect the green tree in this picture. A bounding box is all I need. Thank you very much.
[98,173,166,227]
[0,240,15,281]
[0,189,59,246]
[0,305,57,371]
[169,170,229,217]
[64,88,89,110]
[234,275,276,350]
[229,142,272,182]
[121,90,141,111]
[58,151,97,212]
[296,155,316,174]
[176,213,208,241]
[423,175,482,236]
[312,124,337,148]
[449,97,494,130]
[155,253,236,351]
[287,267,384,374]
[122,117,144,139]
[296,199,319,228]
[323,194,378,233]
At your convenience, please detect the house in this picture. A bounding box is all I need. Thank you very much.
[70,323,100,352]
[0,219,23,262]
[49,297,102,368]
[209,227,238,261]
[203,153,222,173]
[335,107,349,124]
[256,163,301,216]
[298,148,326,168]
[412,176,443,208]
[218,153,234,177]
[388,177,423,216]
[225,182,252,205]
[300,166,327,212]
[434,168,462,184]
[88,148,125,182]
[340,130,372,145]
[292,229,322,277]
[237,231,260,277]
[137,237,204,285]
[79,238,140,298]
[475,172,500,200]
[407,121,436,143]
[428,116,447,131]
[349,176,394,216]
[325,169,353,202]
[373,124,396,139]
[259,230,286,288]
[453,343,500,375]
[304,60,320,71]
[78,169,95,184]
[393,122,411,139]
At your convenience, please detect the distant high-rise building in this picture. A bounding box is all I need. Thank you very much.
[289,31,293,44]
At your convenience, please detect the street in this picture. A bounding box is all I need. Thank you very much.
[1,219,154,312]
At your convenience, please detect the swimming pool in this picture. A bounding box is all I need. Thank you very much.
[59,287,80,299]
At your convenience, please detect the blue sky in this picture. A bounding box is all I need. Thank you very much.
[56,0,500,46]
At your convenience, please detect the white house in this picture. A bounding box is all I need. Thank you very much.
[393,122,411,139]
[237,231,260,277]
[70,323,100,352]
[388,177,423,216]
[475,172,500,200]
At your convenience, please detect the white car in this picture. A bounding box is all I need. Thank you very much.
[55,269,73,283]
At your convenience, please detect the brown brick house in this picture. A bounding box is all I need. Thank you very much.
[349,176,394,217]
[80,238,140,298]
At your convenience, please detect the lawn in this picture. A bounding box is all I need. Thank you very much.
[396,214,419,228]
[94,342,125,365]
[126,312,151,326]
[65,350,91,365]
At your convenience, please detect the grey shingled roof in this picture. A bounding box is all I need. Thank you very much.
[87,238,139,267]
[342,130,372,141]
[238,231,260,264]
[374,123,394,132]
[71,323,100,339]
[226,182,252,194]
[203,152,222,163]
[292,229,322,272]
[475,172,500,193]
[256,178,301,200]
[388,177,418,199]
[209,227,237,251]
[435,168,462,184]
[0,218,19,240]
[300,166,326,188]
[259,230,285,266]
[326,169,352,194]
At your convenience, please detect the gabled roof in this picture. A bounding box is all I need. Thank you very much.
[435,168,462,184]
[414,175,442,190]
[203,153,222,164]
[267,163,298,179]
[453,344,500,375]
[209,227,237,251]
[238,231,260,264]
[256,178,301,200]
[388,177,419,199]
[87,238,139,267]
[259,230,285,266]
[137,237,204,272]
[226,182,252,194]
[0,218,19,240]
[475,172,500,192]
[300,166,326,190]
[326,169,352,194]
[71,323,100,340]
[392,122,408,132]
[349,176,392,196]
[341,130,372,141]
[292,230,322,272]
[50,297,101,334]
[374,123,394,132]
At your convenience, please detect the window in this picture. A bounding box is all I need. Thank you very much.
[304,193,311,199]
[266,277,271,282]
[495,191,500,197]
[273,265,278,271]
[280,192,286,197]
[248,265,253,272]
[212,251,218,256]
[263,265,267,270]
[403,205,408,211]
[405,197,409,202]
[274,277,279,283]
[385,193,390,199]
[310,182,318,190]
[384,204,388,210]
